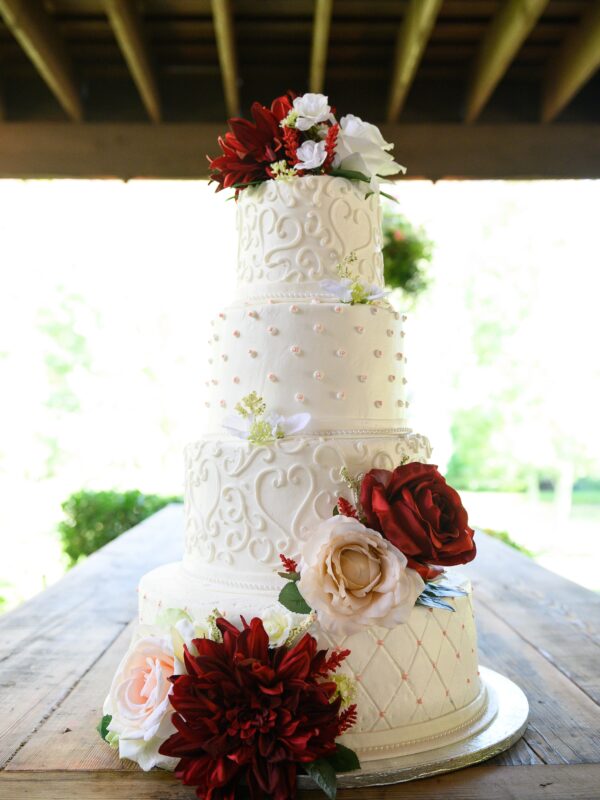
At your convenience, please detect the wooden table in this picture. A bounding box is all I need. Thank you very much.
[1,504,599,799]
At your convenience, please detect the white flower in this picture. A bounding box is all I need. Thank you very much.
[297,515,424,636]
[266,411,312,436]
[320,277,389,304]
[292,93,333,130]
[223,410,311,442]
[103,634,177,771]
[334,113,406,189]
[261,605,294,646]
[295,140,327,171]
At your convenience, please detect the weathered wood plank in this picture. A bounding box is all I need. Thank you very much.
[0,504,183,770]
[211,0,239,117]
[2,765,600,799]
[0,123,600,179]
[475,602,600,764]
[464,533,600,705]
[309,0,333,94]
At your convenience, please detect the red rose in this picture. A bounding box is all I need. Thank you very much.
[360,463,476,580]
[159,617,355,800]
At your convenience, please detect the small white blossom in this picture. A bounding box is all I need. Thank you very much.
[295,140,327,171]
[261,606,294,647]
[292,93,333,131]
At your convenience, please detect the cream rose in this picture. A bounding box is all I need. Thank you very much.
[298,515,424,635]
[103,634,177,771]
[261,605,294,646]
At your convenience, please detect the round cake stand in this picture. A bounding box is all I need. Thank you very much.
[298,666,528,790]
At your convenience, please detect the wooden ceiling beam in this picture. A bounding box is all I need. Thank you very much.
[0,0,83,121]
[104,0,161,123]
[310,0,333,94]
[386,0,443,123]
[0,123,598,180]
[464,0,549,123]
[542,1,600,123]
[211,0,239,117]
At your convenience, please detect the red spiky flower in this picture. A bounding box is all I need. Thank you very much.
[279,553,299,574]
[208,93,294,193]
[323,123,339,172]
[159,617,356,800]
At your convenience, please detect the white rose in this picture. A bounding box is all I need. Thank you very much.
[292,93,333,130]
[261,605,294,646]
[298,515,424,636]
[295,139,327,171]
[334,113,406,188]
[103,634,177,771]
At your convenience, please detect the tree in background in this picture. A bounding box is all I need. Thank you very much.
[382,207,432,304]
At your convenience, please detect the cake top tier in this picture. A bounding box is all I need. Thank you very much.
[207,92,405,300]
[236,175,384,300]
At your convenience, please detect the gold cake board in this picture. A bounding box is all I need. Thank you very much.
[298,666,529,789]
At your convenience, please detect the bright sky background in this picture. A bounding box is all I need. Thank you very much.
[1,178,599,609]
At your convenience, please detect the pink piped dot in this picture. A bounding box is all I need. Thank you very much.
[248,349,257,358]
[336,349,346,358]
[461,624,465,630]
[358,374,367,383]
[376,639,384,646]
[401,672,409,680]
[233,330,240,337]
[221,354,228,361]
[416,698,423,705]
[268,298,275,304]
[334,305,343,314]
[313,323,324,333]
[295,393,305,402]
[247,310,258,319]
[467,678,471,684]
[379,710,386,718]
[416,640,422,646]
[456,653,461,659]
[395,352,403,360]
[374,400,383,408]
[355,325,364,334]
[268,373,278,382]
[387,329,394,336]
[233,377,240,384]
[267,326,278,335]
[428,607,434,613]
[374,349,382,358]
[336,391,346,400]
[218,312,226,320]
[219,400,226,407]
[313,370,324,381]
[289,304,299,313]
[445,690,450,697]
[388,375,396,382]
[443,631,447,636]
[356,674,362,682]
[290,345,301,355]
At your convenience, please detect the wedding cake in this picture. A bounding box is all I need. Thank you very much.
[100,93,484,800]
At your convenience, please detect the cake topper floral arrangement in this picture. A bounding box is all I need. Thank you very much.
[208,91,405,195]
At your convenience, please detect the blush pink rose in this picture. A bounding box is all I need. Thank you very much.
[298,515,424,635]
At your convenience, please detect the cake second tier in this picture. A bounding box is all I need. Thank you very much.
[182,431,431,589]
[205,300,408,434]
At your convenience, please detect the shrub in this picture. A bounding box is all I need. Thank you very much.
[481,528,534,558]
[382,208,433,299]
[59,489,182,566]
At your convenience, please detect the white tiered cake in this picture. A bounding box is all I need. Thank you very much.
[138,174,486,762]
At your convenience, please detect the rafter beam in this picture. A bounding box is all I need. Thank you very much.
[104,0,161,123]
[465,0,549,123]
[542,1,600,123]
[211,0,239,117]
[310,0,333,94]
[0,0,82,121]
[386,0,443,123]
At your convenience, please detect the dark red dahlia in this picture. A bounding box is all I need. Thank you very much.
[208,94,294,193]
[159,617,352,800]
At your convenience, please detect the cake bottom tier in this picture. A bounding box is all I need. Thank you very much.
[138,562,486,761]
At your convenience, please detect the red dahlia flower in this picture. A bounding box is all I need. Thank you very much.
[159,617,353,800]
[208,94,294,193]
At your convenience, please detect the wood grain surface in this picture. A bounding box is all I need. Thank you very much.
[1,505,599,799]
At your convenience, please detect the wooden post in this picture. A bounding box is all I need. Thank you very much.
[386,0,443,123]
[0,0,83,121]
[104,0,161,123]
[464,0,549,123]
[542,0,600,122]
[211,0,239,117]
[310,0,333,94]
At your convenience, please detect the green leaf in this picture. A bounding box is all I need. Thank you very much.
[416,594,455,612]
[380,190,399,204]
[277,570,300,582]
[332,505,339,516]
[326,743,361,773]
[278,580,312,614]
[329,168,370,184]
[304,758,338,799]
[97,714,112,742]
